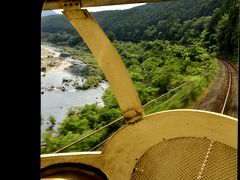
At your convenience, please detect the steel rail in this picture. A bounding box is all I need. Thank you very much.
[220,61,232,114]
[227,61,239,73]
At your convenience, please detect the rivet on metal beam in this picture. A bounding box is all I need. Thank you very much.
[124,108,144,124]
[62,0,81,10]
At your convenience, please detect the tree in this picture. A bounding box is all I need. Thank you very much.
[46,115,56,131]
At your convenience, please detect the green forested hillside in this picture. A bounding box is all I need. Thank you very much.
[41,0,238,60]
[93,0,221,42]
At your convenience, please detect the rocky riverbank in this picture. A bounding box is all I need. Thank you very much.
[41,44,109,129]
[41,45,72,75]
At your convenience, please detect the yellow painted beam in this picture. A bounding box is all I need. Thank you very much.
[42,0,167,10]
[43,1,62,10]
[63,9,144,121]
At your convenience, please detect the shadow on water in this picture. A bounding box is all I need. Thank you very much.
[66,60,89,77]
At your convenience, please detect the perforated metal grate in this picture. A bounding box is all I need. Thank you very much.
[200,141,237,179]
[130,137,237,180]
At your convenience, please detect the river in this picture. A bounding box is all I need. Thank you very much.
[41,44,109,131]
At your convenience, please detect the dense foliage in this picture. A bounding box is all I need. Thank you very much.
[203,1,239,60]
[41,40,218,153]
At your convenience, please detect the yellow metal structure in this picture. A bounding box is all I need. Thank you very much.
[63,8,144,121]
[43,0,168,10]
[41,0,238,179]
[41,110,237,179]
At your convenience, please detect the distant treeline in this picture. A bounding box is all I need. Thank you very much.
[41,0,238,61]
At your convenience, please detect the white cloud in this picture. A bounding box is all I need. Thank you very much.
[52,10,62,14]
[53,3,145,14]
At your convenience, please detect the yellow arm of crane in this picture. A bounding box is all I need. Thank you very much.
[43,0,169,10]
[62,9,144,121]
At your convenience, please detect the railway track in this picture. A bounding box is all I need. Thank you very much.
[194,60,238,118]
[226,61,239,73]
[220,60,232,114]
[220,60,238,117]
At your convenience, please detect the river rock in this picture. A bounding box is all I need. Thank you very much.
[41,67,47,72]
[62,78,73,83]
[61,86,66,91]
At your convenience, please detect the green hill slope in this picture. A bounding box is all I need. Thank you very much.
[41,0,238,60]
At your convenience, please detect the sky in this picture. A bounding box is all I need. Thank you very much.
[53,3,146,14]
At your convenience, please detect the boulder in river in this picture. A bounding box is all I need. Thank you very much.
[41,67,47,72]
[61,86,66,91]
[62,78,73,83]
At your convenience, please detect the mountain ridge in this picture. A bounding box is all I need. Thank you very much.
[41,0,238,60]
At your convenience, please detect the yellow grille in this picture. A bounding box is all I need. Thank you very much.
[130,137,237,180]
